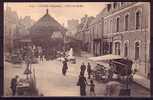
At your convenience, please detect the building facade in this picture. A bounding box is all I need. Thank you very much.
[67,19,79,37]
[75,15,95,51]
[88,12,104,56]
[4,6,19,53]
[76,2,150,88]
[4,6,35,53]
[103,2,150,79]
[30,9,66,53]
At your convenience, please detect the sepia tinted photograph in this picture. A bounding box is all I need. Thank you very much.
[4,2,150,97]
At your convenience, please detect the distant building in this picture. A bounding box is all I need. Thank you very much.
[4,6,36,52]
[19,16,34,31]
[30,9,66,51]
[4,6,19,52]
[67,19,79,36]
[88,11,104,56]
[75,15,95,51]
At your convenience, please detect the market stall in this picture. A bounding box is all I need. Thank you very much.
[88,54,135,96]
[88,54,133,80]
[16,79,31,96]
[16,56,39,96]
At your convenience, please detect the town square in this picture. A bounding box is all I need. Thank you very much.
[4,2,150,96]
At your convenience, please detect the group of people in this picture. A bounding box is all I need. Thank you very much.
[77,62,123,96]
[10,47,121,96]
[61,59,95,96]
[77,62,96,96]
[80,62,92,79]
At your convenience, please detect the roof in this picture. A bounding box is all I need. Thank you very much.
[19,39,32,43]
[89,7,106,26]
[101,2,137,18]
[80,16,95,32]
[30,9,66,35]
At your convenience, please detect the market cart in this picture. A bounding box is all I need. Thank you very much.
[16,79,31,96]
[88,54,135,96]
[91,62,110,82]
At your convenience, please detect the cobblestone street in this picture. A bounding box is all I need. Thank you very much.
[4,52,150,97]
[3,2,151,97]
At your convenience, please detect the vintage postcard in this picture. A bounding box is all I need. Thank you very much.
[4,2,150,97]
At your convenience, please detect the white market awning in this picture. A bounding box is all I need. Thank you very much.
[88,54,123,62]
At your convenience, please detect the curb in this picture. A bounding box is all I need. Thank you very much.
[132,80,150,91]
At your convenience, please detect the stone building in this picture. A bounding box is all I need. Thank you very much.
[4,6,35,52]
[4,6,19,53]
[75,15,95,51]
[102,2,150,80]
[87,10,105,56]
[67,19,79,37]
[76,2,150,88]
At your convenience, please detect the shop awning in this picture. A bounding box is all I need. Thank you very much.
[88,54,123,61]
[88,54,133,67]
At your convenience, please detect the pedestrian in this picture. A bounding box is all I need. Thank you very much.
[34,48,39,58]
[80,62,86,76]
[62,60,68,76]
[108,68,113,81]
[87,62,92,79]
[88,80,96,96]
[77,72,88,96]
[10,75,19,96]
[22,50,26,61]
[104,81,121,96]
[40,53,43,61]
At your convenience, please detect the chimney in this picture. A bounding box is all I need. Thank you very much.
[46,9,49,14]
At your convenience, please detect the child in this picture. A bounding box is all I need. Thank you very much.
[89,80,96,96]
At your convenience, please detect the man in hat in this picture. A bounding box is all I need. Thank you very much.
[87,62,92,79]
[77,72,88,96]
[80,62,86,76]
[10,75,19,96]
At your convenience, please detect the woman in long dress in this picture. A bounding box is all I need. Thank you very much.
[62,60,68,76]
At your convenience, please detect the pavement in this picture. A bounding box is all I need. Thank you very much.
[4,51,150,97]
[133,74,150,90]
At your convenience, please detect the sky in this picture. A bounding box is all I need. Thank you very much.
[4,2,107,27]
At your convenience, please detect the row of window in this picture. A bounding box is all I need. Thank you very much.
[114,41,140,60]
[104,9,142,33]
[108,2,131,12]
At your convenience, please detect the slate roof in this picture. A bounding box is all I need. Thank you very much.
[30,9,66,35]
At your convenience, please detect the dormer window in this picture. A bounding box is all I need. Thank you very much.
[117,3,121,8]
[107,4,111,12]
[113,3,117,9]
[121,2,124,6]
